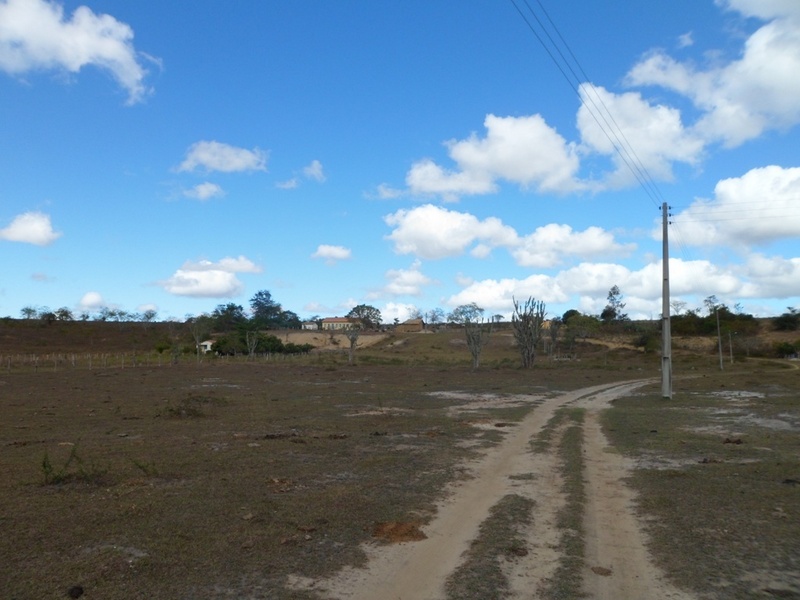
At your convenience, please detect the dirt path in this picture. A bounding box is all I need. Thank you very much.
[577,384,695,600]
[298,381,696,599]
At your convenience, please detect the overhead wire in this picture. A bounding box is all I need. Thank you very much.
[509,0,666,209]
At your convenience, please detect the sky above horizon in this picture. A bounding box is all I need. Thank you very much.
[1,0,799,323]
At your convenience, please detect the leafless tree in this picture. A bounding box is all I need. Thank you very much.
[464,317,491,369]
[187,315,212,364]
[345,327,361,365]
[512,296,546,368]
[246,330,259,359]
[547,316,562,357]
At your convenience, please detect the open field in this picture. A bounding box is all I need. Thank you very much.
[1,323,798,599]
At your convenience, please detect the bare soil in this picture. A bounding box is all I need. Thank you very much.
[297,382,694,600]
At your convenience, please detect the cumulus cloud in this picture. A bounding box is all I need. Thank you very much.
[577,85,704,186]
[717,0,800,21]
[381,260,434,297]
[668,165,800,247]
[178,141,267,173]
[159,255,262,298]
[0,211,62,245]
[512,223,635,268]
[404,114,583,201]
[380,302,420,323]
[183,182,225,201]
[384,204,517,259]
[444,257,758,317]
[626,4,800,147]
[0,0,154,103]
[447,273,568,313]
[79,291,105,311]
[311,244,352,264]
[384,204,631,267]
[741,253,800,298]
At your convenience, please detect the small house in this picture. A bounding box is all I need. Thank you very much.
[396,318,424,333]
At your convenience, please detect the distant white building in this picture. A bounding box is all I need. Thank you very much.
[199,340,214,353]
[302,321,319,331]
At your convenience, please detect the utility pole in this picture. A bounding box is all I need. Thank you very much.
[661,202,672,399]
[716,307,724,371]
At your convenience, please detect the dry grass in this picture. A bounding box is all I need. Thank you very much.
[602,363,800,599]
[2,320,798,599]
[1,353,639,600]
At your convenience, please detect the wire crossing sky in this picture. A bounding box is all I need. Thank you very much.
[1,0,799,322]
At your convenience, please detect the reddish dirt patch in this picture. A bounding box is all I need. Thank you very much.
[372,522,427,543]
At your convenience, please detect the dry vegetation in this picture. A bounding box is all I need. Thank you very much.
[0,320,797,599]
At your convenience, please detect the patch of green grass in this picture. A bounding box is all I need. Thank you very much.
[41,442,108,486]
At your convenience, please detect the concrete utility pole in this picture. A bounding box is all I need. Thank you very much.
[716,307,724,371]
[661,202,672,399]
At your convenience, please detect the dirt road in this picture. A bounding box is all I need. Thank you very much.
[296,381,696,599]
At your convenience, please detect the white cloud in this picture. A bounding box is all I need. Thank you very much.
[159,255,262,298]
[303,159,326,182]
[741,254,800,298]
[668,165,800,247]
[677,32,694,48]
[276,178,299,189]
[79,291,105,311]
[384,204,517,259]
[447,273,568,313]
[405,114,583,200]
[626,6,800,147]
[0,0,153,103]
[375,183,404,199]
[512,223,635,268]
[577,85,704,186]
[183,182,225,201]
[381,260,434,297]
[178,141,267,173]
[384,204,631,268]
[716,0,800,21]
[0,211,62,245]
[312,244,352,264]
[380,302,419,323]
[443,255,787,318]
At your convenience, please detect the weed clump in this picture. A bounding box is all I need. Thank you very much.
[41,443,107,486]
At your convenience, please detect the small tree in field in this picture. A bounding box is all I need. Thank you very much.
[464,317,491,369]
[345,326,361,365]
[512,297,546,368]
[187,315,213,363]
[601,285,628,323]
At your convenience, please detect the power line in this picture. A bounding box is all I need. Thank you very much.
[509,0,666,209]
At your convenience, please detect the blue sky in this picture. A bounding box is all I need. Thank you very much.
[1,0,799,323]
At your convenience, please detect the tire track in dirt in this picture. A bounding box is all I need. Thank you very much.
[300,380,696,600]
[577,382,696,600]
